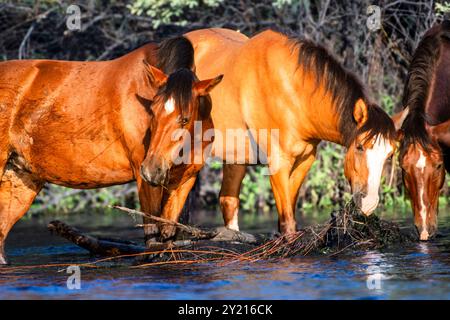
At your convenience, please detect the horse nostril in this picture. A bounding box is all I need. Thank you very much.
[352,193,362,206]
[140,165,152,182]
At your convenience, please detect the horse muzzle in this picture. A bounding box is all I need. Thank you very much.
[140,158,169,187]
[415,217,437,241]
[352,191,379,216]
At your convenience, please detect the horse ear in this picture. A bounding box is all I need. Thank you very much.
[143,60,168,88]
[392,106,409,131]
[194,75,224,96]
[353,99,368,127]
[429,119,450,146]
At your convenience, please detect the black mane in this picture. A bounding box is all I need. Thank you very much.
[400,20,450,155]
[161,68,196,117]
[156,36,194,74]
[155,36,196,116]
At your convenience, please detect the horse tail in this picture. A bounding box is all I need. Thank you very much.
[156,36,194,74]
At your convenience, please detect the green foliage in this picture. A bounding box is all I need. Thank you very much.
[302,143,348,210]
[208,159,223,170]
[240,167,274,212]
[129,0,223,28]
[30,184,136,215]
[436,2,450,17]
[272,0,294,9]
[381,94,396,115]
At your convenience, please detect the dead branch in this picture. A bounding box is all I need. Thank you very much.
[111,205,218,240]
[48,220,146,256]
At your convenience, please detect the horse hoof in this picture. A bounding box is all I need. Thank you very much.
[145,238,158,249]
[279,222,297,235]
[159,224,177,241]
[0,255,9,265]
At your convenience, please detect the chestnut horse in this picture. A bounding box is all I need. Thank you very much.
[0,36,222,264]
[181,28,397,236]
[395,21,450,241]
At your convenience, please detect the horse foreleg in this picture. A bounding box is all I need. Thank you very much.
[159,175,197,239]
[219,164,246,231]
[288,149,317,211]
[0,167,42,264]
[269,162,297,234]
[269,145,316,235]
[137,178,163,247]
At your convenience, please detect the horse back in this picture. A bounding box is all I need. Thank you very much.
[0,44,158,187]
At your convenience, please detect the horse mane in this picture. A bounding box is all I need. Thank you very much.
[160,68,196,117]
[266,28,395,146]
[155,36,196,116]
[156,36,194,74]
[400,20,450,154]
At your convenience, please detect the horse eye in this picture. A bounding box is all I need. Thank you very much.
[356,144,364,152]
[179,117,189,126]
[436,163,443,170]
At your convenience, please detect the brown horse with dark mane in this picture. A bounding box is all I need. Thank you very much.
[0,36,222,264]
[178,28,397,237]
[394,21,450,241]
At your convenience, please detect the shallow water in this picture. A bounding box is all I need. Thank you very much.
[0,208,449,300]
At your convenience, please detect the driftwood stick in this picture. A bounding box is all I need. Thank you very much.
[48,220,146,256]
[111,206,217,239]
[48,220,199,258]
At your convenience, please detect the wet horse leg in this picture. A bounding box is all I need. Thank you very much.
[219,164,246,231]
[269,146,316,235]
[159,175,198,239]
[288,149,317,213]
[137,178,163,247]
[269,162,296,234]
[137,165,199,242]
[0,167,43,264]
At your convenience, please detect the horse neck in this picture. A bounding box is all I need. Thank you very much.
[425,41,450,125]
[113,44,159,99]
[294,81,347,145]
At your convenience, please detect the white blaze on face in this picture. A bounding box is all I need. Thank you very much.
[361,135,393,215]
[164,97,175,114]
[416,149,429,240]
